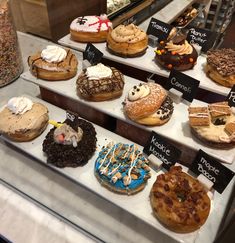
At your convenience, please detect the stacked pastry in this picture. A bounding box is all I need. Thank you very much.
[188,101,235,147]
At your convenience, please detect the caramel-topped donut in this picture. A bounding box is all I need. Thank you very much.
[155,35,198,71]
[150,166,211,233]
[123,83,174,126]
[107,24,148,57]
[205,48,235,87]
[28,46,78,81]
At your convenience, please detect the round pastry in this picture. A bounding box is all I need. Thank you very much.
[76,63,125,101]
[70,15,112,43]
[43,117,97,168]
[188,102,235,148]
[95,142,151,195]
[150,166,211,233]
[106,24,148,57]
[155,35,198,71]
[28,45,78,81]
[205,48,235,87]
[123,83,174,126]
[0,97,49,142]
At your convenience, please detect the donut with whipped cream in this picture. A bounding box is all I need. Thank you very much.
[70,15,112,43]
[106,24,148,57]
[28,45,78,81]
[0,97,49,141]
[76,63,124,101]
[123,83,174,126]
[188,101,235,148]
[155,34,198,71]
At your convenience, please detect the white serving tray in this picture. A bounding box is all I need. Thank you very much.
[58,34,231,97]
[0,95,200,243]
[21,71,235,167]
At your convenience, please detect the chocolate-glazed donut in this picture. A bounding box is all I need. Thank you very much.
[155,35,198,71]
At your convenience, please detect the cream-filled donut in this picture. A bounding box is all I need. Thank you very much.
[123,83,174,126]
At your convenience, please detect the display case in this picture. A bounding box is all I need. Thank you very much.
[1,1,235,242]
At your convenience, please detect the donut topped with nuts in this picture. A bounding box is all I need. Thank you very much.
[155,34,198,71]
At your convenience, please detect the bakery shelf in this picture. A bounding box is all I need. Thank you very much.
[58,34,231,97]
[0,95,201,243]
[21,70,235,167]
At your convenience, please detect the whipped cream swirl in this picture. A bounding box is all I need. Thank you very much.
[7,97,33,115]
[128,83,150,101]
[86,63,112,80]
[41,45,67,63]
[165,40,193,55]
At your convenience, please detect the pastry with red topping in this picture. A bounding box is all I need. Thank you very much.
[70,14,112,43]
[155,34,198,71]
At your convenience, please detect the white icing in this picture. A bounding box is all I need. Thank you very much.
[86,63,112,80]
[128,84,150,101]
[7,97,33,115]
[41,45,67,63]
[70,15,112,33]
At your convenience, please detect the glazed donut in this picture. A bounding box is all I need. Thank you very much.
[155,34,198,71]
[70,15,112,43]
[0,97,49,142]
[28,45,78,81]
[106,24,148,57]
[94,142,151,195]
[76,63,125,101]
[123,83,174,126]
[188,102,235,148]
[150,166,211,233]
[205,48,235,88]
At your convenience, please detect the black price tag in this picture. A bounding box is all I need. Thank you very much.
[83,43,103,65]
[143,131,181,170]
[147,18,173,41]
[226,85,235,107]
[166,70,200,102]
[190,150,234,193]
[186,27,218,52]
[66,110,80,124]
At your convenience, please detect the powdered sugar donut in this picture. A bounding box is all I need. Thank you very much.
[70,15,112,43]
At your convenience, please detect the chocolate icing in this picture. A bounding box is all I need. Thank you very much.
[43,118,97,168]
[155,40,198,71]
[207,48,235,76]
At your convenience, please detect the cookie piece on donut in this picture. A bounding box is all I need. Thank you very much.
[188,102,235,147]
[28,45,78,81]
[70,15,112,43]
[0,97,49,142]
[155,34,198,71]
[123,83,174,126]
[76,63,124,101]
[94,142,151,195]
[150,166,210,233]
[43,117,97,168]
[106,24,148,57]
[205,48,235,88]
